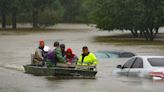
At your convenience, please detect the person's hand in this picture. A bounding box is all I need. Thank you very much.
[67,62,71,65]
[63,61,67,64]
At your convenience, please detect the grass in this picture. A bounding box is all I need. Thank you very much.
[93,33,164,46]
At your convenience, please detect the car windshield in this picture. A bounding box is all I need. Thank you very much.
[106,52,119,58]
[148,58,164,66]
[94,51,119,59]
[94,52,109,58]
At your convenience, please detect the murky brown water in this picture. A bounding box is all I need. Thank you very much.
[0,24,164,92]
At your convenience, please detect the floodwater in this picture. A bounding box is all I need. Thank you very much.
[0,24,164,92]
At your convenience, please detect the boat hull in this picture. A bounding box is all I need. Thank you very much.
[23,64,97,78]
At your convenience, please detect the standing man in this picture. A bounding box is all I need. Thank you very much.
[77,46,98,67]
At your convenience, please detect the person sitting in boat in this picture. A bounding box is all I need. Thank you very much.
[64,48,78,65]
[46,46,56,66]
[77,46,98,68]
[46,41,66,67]
[32,40,46,66]
[60,44,66,57]
[44,46,50,53]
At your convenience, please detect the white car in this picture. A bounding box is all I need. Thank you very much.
[114,56,164,80]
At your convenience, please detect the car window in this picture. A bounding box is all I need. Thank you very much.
[148,58,164,66]
[131,58,143,68]
[108,51,119,55]
[94,52,109,58]
[106,53,118,58]
[123,58,136,68]
[119,52,135,58]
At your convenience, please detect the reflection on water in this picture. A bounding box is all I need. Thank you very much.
[0,24,164,92]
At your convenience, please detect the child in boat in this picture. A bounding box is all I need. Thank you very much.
[64,48,78,65]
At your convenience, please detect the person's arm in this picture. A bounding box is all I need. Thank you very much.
[90,53,98,66]
[64,55,67,61]
[55,48,66,63]
[73,55,78,64]
[35,49,44,61]
[77,55,82,65]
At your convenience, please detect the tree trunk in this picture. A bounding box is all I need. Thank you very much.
[130,30,138,38]
[144,28,157,41]
[150,28,158,41]
[143,30,149,40]
[139,30,144,38]
[149,29,154,41]
[152,28,158,38]
[12,10,17,29]
[1,11,6,29]
[32,9,38,28]
[146,29,152,41]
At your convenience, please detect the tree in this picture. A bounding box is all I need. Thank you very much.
[60,0,81,22]
[0,0,10,29]
[139,0,164,40]
[32,0,54,28]
[9,0,23,29]
[21,0,53,28]
[60,0,93,23]
[0,0,66,29]
[76,0,93,23]
[91,0,164,40]
[38,0,64,26]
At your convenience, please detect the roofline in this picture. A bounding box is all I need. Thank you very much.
[134,56,164,58]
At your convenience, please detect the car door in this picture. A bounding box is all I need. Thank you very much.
[128,57,144,77]
[119,57,136,76]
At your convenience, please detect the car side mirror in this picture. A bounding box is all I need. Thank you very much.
[116,65,122,69]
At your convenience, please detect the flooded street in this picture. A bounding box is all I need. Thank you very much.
[0,24,164,92]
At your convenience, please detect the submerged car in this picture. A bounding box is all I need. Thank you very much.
[114,56,164,80]
[94,51,135,59]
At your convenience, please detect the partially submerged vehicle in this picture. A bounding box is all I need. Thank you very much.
[114,56,164,80]
[94,51,135,59]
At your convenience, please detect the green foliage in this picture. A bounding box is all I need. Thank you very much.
[0,0,94,27]
[50,0,64,22]
[0,0,65,27]
[91,0,164,40]
[0,0,10,11]
[60,0,81,22]
[17,13,32,23]
[60,0,93,23]
[38,8,59,26]
[30,0,64,26]
[76,0,93,23]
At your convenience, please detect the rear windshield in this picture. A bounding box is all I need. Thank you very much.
[148,58,164,66]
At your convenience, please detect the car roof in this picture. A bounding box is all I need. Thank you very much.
[134,56,164,59]
[95,50,135,53]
